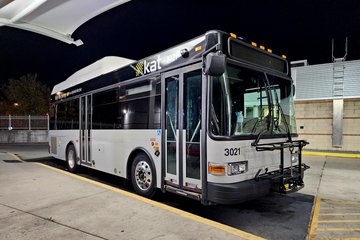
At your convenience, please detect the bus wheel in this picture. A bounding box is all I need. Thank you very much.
[131,153,156,198]
[66,145,78,173]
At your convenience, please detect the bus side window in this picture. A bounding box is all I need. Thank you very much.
[50,104,56,130]
[119,76,161,129]
[92,89,119,129]
[56,99,79,130]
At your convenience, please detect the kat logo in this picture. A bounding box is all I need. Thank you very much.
[135,61,144,77]
[134,55,162,77]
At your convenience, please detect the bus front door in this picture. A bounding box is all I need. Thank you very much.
[163,67,202,192]
[80,95,92,166]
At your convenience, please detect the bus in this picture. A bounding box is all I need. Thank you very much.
[49,30,309,205]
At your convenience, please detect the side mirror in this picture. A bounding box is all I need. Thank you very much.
[204,52,226,76]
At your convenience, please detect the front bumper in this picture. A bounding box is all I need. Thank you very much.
[207,178,272,205]
[207,164,309,205]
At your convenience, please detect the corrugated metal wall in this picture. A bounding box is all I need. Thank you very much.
[291,59,360,100]
[343,60,360,98]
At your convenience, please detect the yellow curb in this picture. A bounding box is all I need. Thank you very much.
[7,152,25,162]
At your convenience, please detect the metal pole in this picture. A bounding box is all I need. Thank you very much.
[8,115,11,130]
[47,114,49,130]
[29,115,31,130]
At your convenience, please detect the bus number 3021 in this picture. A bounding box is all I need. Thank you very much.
[224,148,241,156]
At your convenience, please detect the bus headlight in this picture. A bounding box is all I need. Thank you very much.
[291,152,299,163]
[228,161,247,175]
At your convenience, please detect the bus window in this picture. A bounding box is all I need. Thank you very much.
[50,104,56,130]
[92,89,119,129]
[56,99,79,130]
[119,76,161,129]
[120,98,150,129]
[184,70,202,179]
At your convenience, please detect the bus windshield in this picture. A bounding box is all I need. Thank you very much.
[210,64,297,138]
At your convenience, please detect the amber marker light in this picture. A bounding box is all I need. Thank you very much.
[208,163,226,175]
[267,49,273,53]
[195,45,203,52]
[251,42,257,47]
[230,33,237,38]
[260,45,265,50]
[282,55,287,59]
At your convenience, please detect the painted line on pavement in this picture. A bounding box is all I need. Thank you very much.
[309,198,360,239]
[315,238,360,240]
[308,197,321,240]
[317,228,360,231]
[7,152,265,240]
[319,213,360,216]
[303,151,360,158]
[318,220,360,223]
[321,207,360,210]
[321,201,360,205]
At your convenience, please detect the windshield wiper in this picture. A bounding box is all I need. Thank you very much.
[269,82,293,143]
[251,76,272,146]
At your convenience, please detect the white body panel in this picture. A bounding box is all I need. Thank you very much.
[49,129,162,188]
[52,56,134,95]
[49,130,80,161]
[207,136,295,184]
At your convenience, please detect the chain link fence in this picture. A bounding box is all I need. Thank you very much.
[0,115,49,130]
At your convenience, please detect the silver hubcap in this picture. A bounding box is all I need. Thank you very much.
[68,149,75,169]
[135,161,152,191]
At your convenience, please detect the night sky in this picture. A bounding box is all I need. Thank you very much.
[0,0,359,89]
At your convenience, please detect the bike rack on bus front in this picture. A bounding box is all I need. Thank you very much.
[252,140,310,193]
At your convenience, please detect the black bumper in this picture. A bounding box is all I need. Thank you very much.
[207,178,272,205]
[207,164,309,205]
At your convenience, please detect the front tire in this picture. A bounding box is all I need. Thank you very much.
[66,145,78,173]
[131,153,156,198]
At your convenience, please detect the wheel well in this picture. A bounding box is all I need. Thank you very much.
[126,148,155,181]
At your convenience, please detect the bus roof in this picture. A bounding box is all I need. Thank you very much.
[51,56,134,94]
[50,30,289,101]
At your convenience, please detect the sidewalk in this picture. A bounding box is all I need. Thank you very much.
[0,148,261,240]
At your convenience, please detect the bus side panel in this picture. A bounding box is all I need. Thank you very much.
[48,130,80,161]
[91,130,162,188]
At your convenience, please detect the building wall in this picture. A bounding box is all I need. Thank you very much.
[292,59,360,152]
[292,59,360,100]
[295,99,360,152]
[0,130,48,143]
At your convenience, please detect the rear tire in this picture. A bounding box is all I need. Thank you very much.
[131,153,156,198]
[66,145,78,173]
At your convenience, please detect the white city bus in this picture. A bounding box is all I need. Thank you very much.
[49,30,308,205]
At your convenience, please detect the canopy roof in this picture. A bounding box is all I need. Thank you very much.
[0,0,130,46]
